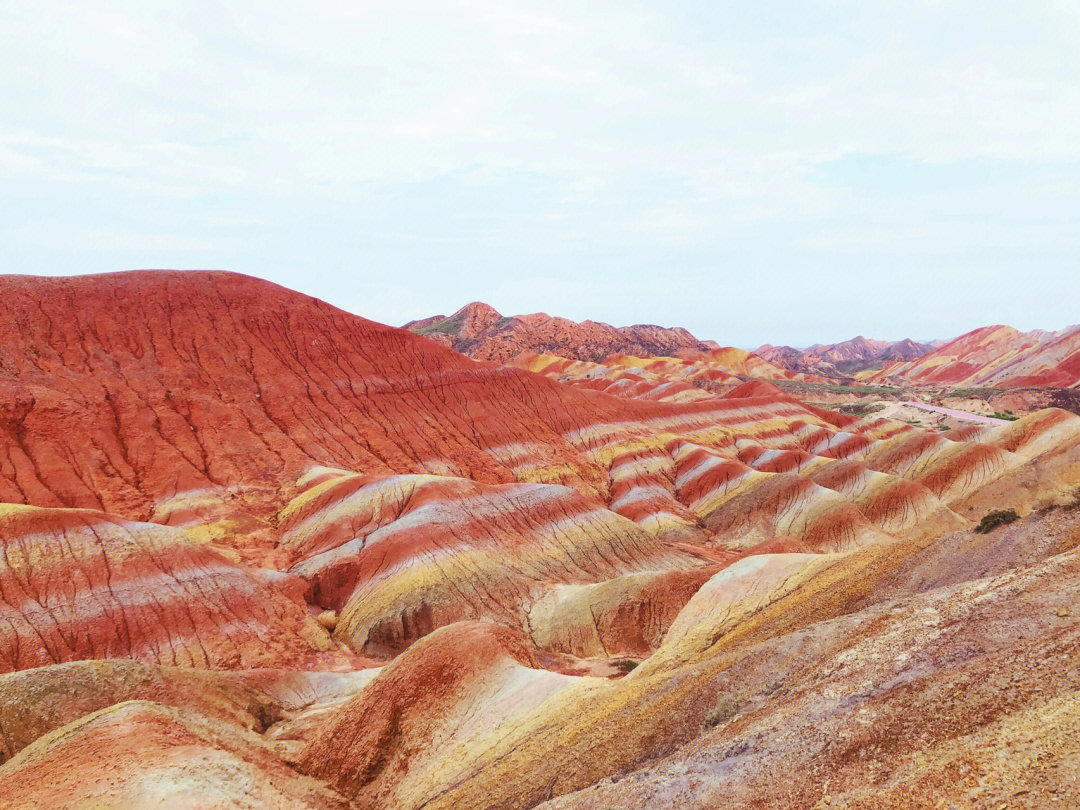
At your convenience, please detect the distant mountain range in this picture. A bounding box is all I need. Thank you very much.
[408,304,1080,390]
[405,304,925,385]
[757,326,1080,389]
[404,303,817,400]
[755,336,938,377]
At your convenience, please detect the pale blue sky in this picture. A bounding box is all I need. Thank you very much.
[3,1,1079,347]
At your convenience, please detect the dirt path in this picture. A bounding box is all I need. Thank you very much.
[899,400,1008,424]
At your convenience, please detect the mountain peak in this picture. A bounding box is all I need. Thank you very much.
[451,301,502,321]
[447,301,504,337]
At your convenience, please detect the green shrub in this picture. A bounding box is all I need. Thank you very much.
[837,402,886,417]
[1063,487,1080,512]
[414,313,466,337]
[704,695,742,728]
[975,509,1020,534]
[948,387,1003,399]
[613,659,638,674]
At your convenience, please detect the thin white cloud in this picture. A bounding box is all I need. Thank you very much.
[78,227,219,253]
[2,1,1079,343]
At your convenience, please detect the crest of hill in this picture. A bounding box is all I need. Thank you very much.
[722,379,788,400]
[405,301,717,363]
[871,324,1080,388]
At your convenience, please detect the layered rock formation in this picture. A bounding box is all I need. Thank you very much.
[510,347,816,403]
[0,504,345,673]
[0,700,350,810]
[870,323,1080,388]
[2,270,1079,809]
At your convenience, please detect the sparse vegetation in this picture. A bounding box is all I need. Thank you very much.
[974,509,1020,534]
[947,387,1005,399]
[773,381,902,397]
[704,695,742,728]
[828,384,900,396]
[836,402,886,417]
[990,411,1019,421]
[938,424,951,431]
[1062,487,1080,512]
[1048,389,1080,417]
[414,314,466,337]
[613,659,638,674]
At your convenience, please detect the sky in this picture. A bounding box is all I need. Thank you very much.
[3,1,1079,348]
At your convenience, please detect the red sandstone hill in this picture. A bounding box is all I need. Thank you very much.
[0,273,623,518]
[404,301,716,363]
[871,323,1080,388]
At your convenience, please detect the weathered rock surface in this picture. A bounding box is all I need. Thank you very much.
[541,515,1080,809]
[0,504,344,673]
[283,472,695,656]
[0,700,349,809]
[376,506,1080,810]
[0,659,272,764]
[299,621,596,807]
